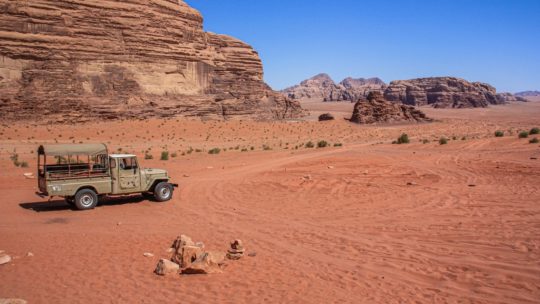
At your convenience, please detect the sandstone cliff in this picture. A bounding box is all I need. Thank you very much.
[350,92,431,124]
[0,0,303,122]
[384,77,505,108]
[281,73,386,102]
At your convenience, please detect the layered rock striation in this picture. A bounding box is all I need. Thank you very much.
[0,0,303,122]
[350,92,431,124]
[281,73,386,102]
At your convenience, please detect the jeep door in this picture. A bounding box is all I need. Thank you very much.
[117,157,141,193]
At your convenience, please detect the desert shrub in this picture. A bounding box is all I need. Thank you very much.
[145,153,153,160]
[439,137,448,145]
[305,141,315,148]
[241,148,248,152]
[461,136,467,140]
[333,143,343,147]
[262,145,272,151]
[208,148,221,155]
[160,151,169,161]
[317,140,328,148]
[250,146,255,151]
[171,152,178,158]
[195,149,202,153]
[10,153,20,167]
[530,138,539,144]
[20,161,29,168]
[518,131,529,139]
[396,133,410,144]
[494,130,504,137]
[530,127,540,135]
[422,139,429,144]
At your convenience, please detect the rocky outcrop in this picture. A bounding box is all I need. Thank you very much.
[383,77,502,108]
[0,0,303,122]
[350,92,431,124]
[282,73,386,102]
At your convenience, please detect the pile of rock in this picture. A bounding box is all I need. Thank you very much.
[155,235,245,276]
[226,240,245,260]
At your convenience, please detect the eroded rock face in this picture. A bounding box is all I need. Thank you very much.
[0,0,303,122]
[282,74,386,102]
[350,92,431,124]
[384,77,501,108]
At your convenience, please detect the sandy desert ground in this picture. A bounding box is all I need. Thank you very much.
[1,102,540,303]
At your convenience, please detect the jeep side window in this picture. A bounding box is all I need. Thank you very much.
[120,157,138,170]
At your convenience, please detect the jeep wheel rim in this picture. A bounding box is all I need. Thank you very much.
[80,195,94,207]
[160,187,171,199]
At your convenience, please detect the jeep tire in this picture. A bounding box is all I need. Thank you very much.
[74,189,99,210]
[154,182,173,202]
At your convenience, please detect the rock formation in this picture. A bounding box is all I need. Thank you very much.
[226,239,245,260]
[495,93,528,103]
[339,77,387,102]
[281,74,386,102]
[0,0,303,122]
[383,77,504,108]
[350,92,431,124]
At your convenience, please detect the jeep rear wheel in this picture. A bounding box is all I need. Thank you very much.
[74,189,98,210]
[154,182,173,202]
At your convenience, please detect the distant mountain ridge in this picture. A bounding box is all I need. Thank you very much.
[283,74,528,108]
[281,74,387,102]
[515,91,540,97]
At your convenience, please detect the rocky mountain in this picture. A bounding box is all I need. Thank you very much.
[384,77,512,108]
[282,74,386,102]
[350,92,431,124]
[0,0,303,122]
[515,91,540,97]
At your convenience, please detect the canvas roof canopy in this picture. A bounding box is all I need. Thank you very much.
[38,144,108,156]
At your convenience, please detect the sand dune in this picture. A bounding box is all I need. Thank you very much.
[0,103,539,303]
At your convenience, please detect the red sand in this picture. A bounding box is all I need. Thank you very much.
[1,102,539,303]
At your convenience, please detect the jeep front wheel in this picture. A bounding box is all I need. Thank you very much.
[154,182,173,202]
[74,189,98,210]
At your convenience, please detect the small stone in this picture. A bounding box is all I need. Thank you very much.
[0,254,12,265]
[155,259,180,276]
[183,174,190,177]
[182,252,223,275]
[26,252,34,257]
[468,184,476,187]
[117,222,122,226]
[327,166,334,169]
[143,252,154,257]
[180,245,203,268]
[406,182,418,186]
[248,252,257,257]
[166,247,174,253]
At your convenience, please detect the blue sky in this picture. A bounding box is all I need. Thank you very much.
[186,0,539,93]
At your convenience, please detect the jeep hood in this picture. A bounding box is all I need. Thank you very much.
[143,168,168,176]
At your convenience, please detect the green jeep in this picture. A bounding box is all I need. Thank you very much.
[37,144,178,210]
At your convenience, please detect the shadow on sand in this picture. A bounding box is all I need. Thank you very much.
[19,195,149,212]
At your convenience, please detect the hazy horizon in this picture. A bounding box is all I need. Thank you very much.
[187,0,539,93]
